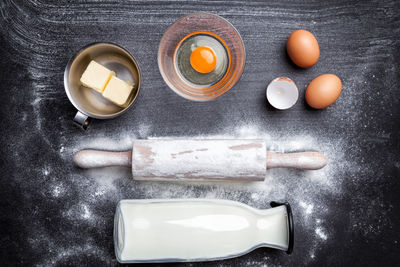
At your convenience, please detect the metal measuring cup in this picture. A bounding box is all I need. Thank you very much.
[64,42,141,129]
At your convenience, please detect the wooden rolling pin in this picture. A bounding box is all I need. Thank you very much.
[74,139,327,181]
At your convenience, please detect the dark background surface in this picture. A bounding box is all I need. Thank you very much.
[1,0,399,266]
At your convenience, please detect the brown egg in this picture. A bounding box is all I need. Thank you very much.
[305,74,342,109]
[287,30,319,68]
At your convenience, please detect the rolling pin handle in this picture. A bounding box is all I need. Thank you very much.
[74,150,132,169]
[266,151,327,170]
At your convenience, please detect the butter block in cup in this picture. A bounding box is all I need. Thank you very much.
[80,60,115,93]
[102,76,134,106]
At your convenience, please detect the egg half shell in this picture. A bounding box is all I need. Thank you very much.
[305,74,342,109]
[266,77,299,110]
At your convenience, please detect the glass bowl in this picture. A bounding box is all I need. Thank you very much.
[158,12,245,101]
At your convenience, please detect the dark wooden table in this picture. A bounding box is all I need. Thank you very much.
[1,0,399,266]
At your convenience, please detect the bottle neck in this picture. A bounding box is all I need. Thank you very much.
[255,205,289,251]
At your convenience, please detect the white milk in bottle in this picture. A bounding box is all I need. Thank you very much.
[114,199,293,263]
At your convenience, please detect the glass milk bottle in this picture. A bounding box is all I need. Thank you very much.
[114,199,294,263]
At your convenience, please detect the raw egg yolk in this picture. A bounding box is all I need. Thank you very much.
[190,46,216,73]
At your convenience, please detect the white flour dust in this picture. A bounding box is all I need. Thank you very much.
[63,204,93,222]
[51,124,350,264]
[37,243,110,267]
[51,184,64,198]
[300,201,314,216]
[315,227,328,241]
[4,1,379,265]
[42,166,51,176]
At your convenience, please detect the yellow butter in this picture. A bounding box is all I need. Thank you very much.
[102,76,134,106]
[80,60,115,93]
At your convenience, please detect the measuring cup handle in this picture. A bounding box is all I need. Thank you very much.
[73,111,91,130]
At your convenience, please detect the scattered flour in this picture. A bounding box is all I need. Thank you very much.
[51,185,63,197]
[42,166,51,176]
[81,204,91,220]
[50,124,348,264]
[64,203,94,222]
[315,227,328,241]
[299,201,314,216]
[6,1,389,264]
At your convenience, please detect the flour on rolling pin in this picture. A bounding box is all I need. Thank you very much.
[74,139,326,181]
[132,139,267,181]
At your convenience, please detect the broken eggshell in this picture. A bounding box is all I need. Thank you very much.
[266,77,299,110]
